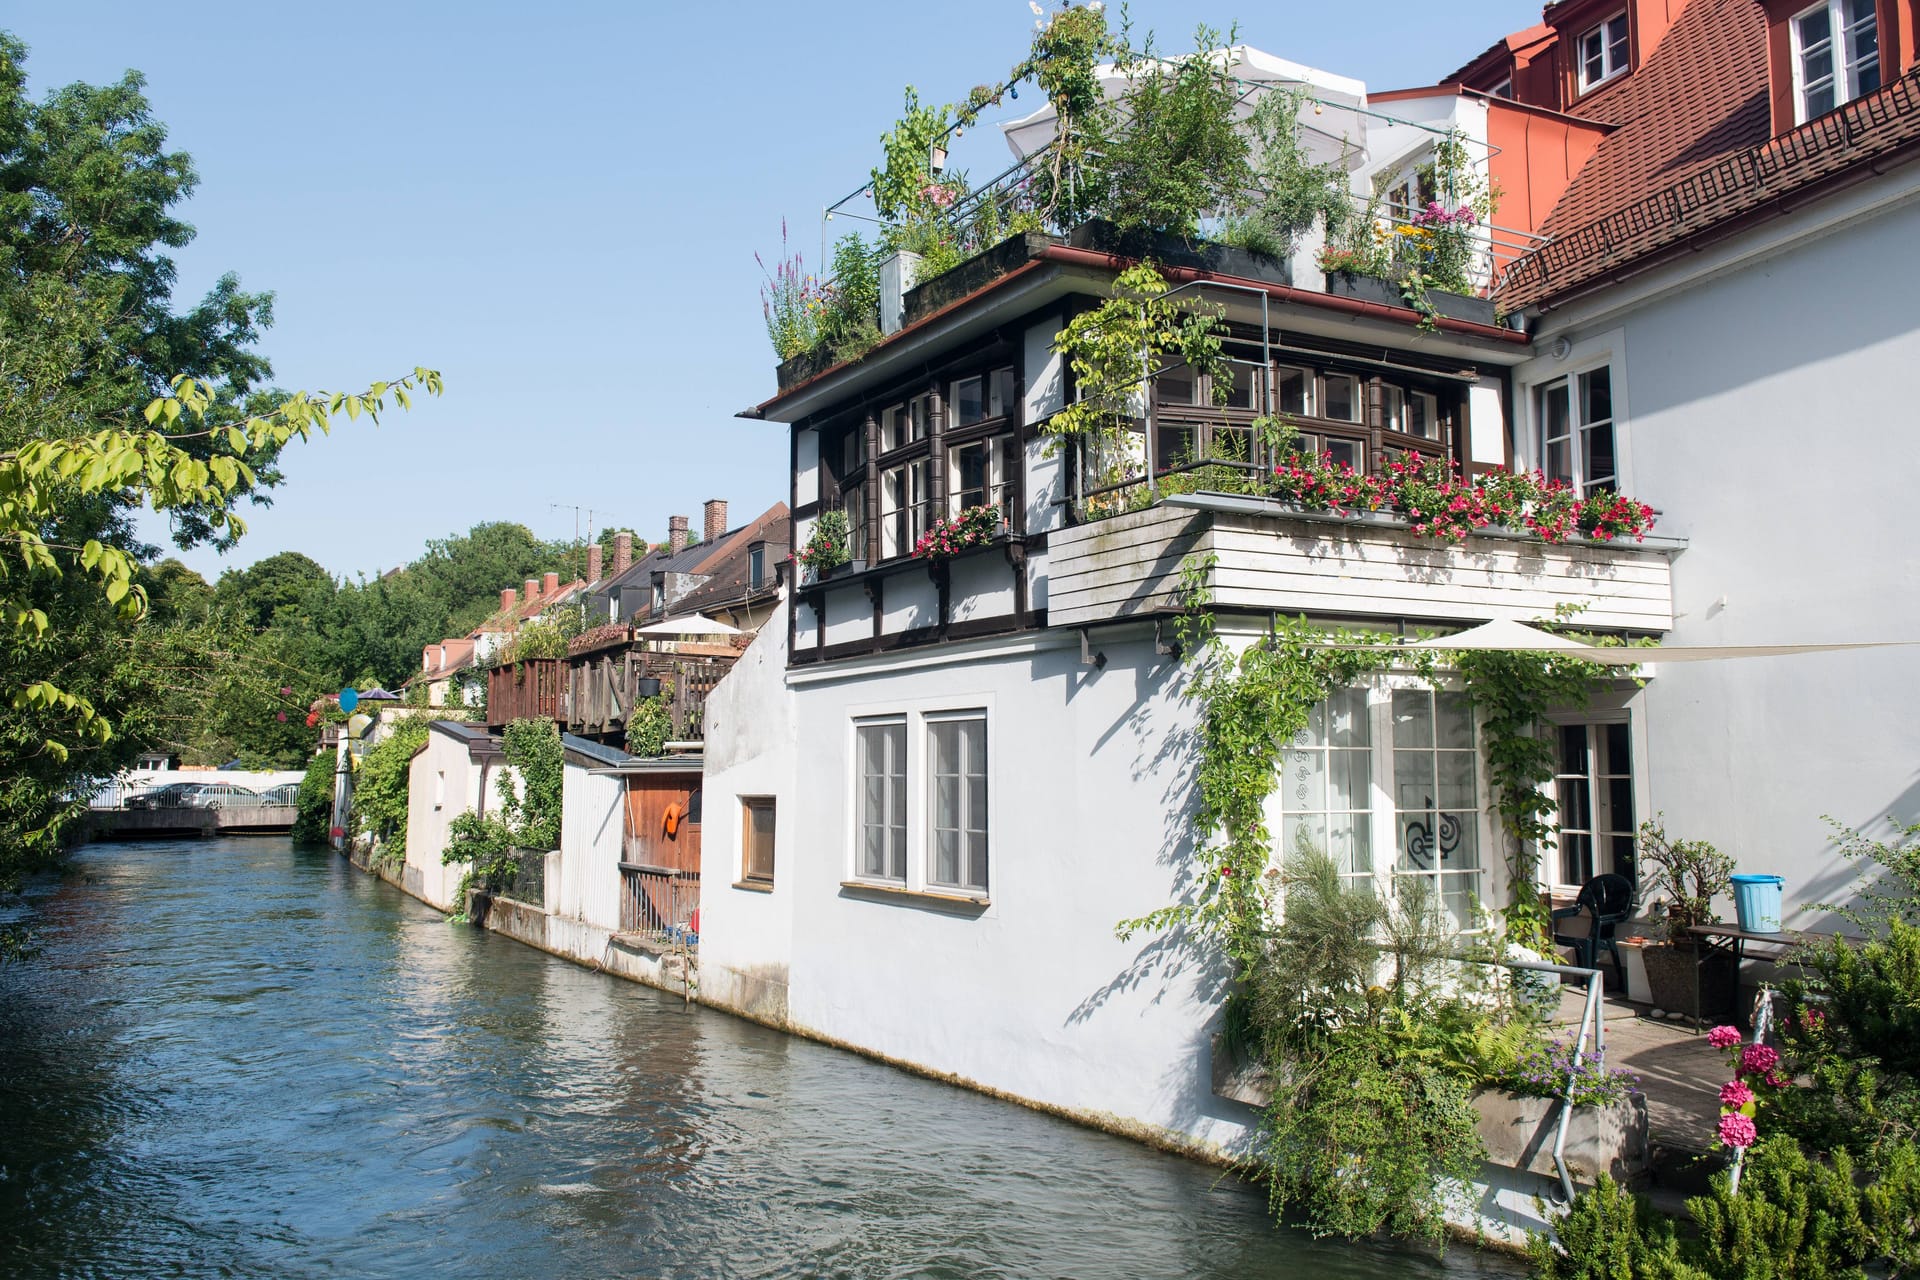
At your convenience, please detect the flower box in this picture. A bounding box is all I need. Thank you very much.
[1324,270,1498,327]
[1068,220,1293,288]
[1472,1088,1651,1183]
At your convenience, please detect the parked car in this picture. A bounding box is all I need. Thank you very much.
[260,782,301,806]
[125,782,259,810]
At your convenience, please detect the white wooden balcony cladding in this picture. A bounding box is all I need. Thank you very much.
[1046,505,1675,631]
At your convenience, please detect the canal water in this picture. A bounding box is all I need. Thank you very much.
[0,839,1524,1279]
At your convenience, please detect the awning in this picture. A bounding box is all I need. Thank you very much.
[1001,45,1371,171]
[633,614,741,637]
[1393,619,1920,665]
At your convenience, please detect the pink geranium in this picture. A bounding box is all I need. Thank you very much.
[1741,1045,1781,1075]
[1707,1025,1743,1049]
[1719,1079,1754,1108]
[1718,1112,1758,1149]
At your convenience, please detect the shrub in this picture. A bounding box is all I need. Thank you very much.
[626,689,673,758]
[1529,1176,1696,1279]
[292,751,335,844]
[350,718,428,855]
[1636,816,1734,940]
[1096,28,1250,239]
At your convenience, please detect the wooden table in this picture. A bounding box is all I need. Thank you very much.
[1683,924,1815,1031]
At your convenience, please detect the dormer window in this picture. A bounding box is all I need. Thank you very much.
[748,541,767,590]
[1791,0,1880,122]
[1486,78,1515,99]
[1577,13,1630,91]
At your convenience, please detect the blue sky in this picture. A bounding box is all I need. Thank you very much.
[14,0,1535,582]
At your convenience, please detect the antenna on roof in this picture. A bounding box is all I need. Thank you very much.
[550,503,601,584]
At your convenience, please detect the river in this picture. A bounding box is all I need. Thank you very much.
[0,838,1524,1278]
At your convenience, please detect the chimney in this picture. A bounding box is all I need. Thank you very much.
[543,571,560,596]
[586,543,603,583]
[703,498,728,544]
[523,577,539,603]
[423,646,434,673]
[613,531,633,577]
[500,587,517,613]
[669,514,690,555]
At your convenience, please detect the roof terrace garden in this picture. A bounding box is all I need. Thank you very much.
[756,5,1548,391]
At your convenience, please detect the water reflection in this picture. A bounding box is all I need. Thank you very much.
[0,839,1522,1278]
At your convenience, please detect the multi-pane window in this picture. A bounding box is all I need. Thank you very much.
[1275,686,1485,927]
[1279,689,1373,887]
[989,367,1016,421]
[951,376,986,428]
[928,715,988,892]
[1392,690,1481,927]
[1578,13,1630,91]
[1553,722,1635,886]
[881,458,930,558]
[742,797,776,883]
[856,720,907,881]
[1273,365,1314,416]
[948,439,1006,518]
[1538,367,1616,496]
[1320,373,1361,423]
[748,542,766,590]
[843,488,869,562]
[1793,0,1879,122]
[1382,386,1439,440]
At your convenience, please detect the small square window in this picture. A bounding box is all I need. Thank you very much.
[742,797,776,884]
[1321,373,1361,423]
[1577,13,1630,91]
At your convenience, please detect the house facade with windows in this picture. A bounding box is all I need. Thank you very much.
[1445,0,1920,908]
[698,46,1688,1158]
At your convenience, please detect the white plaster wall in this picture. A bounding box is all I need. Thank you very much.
[822,582,870,646]
[777,630,1252,1154]
[795,428,820,507]
[1530,194,1920,923]
[697,600,798,1024]
[1468,376,1507,467]
[880,573,939,634]
[1024,317,1067,536]
[946,554,1016,623]
[404,732,485,912]
[557,760,625,933]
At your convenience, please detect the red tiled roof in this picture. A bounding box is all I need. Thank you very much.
[1535,0,1773,241]
[1501,65,1920,306]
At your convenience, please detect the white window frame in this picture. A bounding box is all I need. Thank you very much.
[1487,78,1514,99]
[950,376,986,429]
[1381,386,1440,440]
[846,703,994,903]
[879,457,930,559]
[1273,364,1316,418]
[1272,678,1495,929]
[853,717,908,883]
[1519,334,1629,498]
[947,437,1007,519]
[1545,716,1636,891]
[1790,0,1880,123]
[1536,365,1617,496]
[925,712,989,893]
[1577,13,1630,92]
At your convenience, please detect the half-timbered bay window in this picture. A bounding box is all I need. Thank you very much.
[1792,0,1879,121]
[1537,367,1616,496]
[1275,685,1485,927]
[948,438,1007,519]
[851,709,991,899]
[880,458,930,559]
[1551,719,1636,887]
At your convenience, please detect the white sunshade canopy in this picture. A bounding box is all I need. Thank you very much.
[1000,44,1371,173]
[632,614,741,638]
[1401,619,1920,665]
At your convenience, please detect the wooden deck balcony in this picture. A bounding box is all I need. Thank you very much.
[485,657,568,729]
[1046,497,1678,633]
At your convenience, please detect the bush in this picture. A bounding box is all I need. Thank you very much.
[350,718,428,856]
[1095,28,1249,239]
[1529,1176,1696,1279]
[291,751,335,844]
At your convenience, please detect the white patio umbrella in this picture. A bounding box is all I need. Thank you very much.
[632,615,741,638]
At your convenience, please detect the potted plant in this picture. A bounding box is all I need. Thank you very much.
[796,509,858,582]
[912,504,1005,560]
[1635,816,1738,1018]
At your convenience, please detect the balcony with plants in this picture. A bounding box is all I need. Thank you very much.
[756,5,1530,393]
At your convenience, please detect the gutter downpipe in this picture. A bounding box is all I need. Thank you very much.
[1037,244,1529,346]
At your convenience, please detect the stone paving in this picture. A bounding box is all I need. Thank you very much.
[1547,991,1727,1154]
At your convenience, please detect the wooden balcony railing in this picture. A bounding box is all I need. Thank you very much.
[485,658,568,729]
[1047,498,1677,633]
[617,864,699,946]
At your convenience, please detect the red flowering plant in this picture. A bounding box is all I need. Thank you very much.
[913,504,1004,560]
[796,509,852,577]
[1707,1023,1794,1151]
[1265,451,1657,546]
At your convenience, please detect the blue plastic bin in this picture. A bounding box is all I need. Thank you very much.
[1731,873,1784,934]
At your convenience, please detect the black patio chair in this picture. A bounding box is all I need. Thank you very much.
[1551,873,1635,990]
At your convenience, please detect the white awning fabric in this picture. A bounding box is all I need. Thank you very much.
[1000,45,1371,172]
[632,614,741,637]
[1377,619,1920,665]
